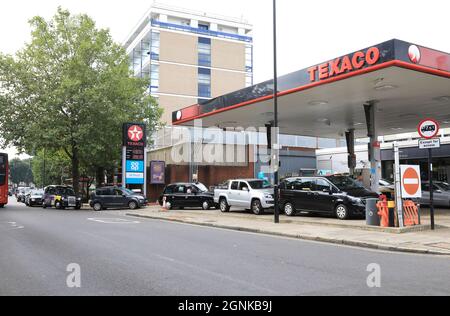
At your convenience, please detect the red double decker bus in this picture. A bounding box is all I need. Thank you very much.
[0,153,8,208]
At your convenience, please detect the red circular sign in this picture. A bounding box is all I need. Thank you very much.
[128,125,144,142]
[408,45,421,64]
[402,167,420,196]
[418,119,440,139]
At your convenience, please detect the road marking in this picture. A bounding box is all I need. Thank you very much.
[2,222,25,230]
[87,218,140,224]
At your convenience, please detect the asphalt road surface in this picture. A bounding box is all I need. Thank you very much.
[1,199,449,296]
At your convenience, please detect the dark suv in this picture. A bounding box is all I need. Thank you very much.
[43,186,82,210]
[279,176,379,220]
[158,183,217,210]
[90,187,147,211]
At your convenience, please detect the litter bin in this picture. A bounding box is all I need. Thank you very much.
[366,198,380,226]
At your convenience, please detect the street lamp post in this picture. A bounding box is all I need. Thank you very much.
[273,0,280,224]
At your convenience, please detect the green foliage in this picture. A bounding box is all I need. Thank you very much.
[9,158,34,185]
[0,8,162,192]
[31,150,70,187]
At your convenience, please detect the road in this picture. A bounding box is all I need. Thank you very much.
[1,199,449,296]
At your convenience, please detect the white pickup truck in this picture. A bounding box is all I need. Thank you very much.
[214,179,275,215]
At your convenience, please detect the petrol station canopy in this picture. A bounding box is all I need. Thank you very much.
[172,39,450,139]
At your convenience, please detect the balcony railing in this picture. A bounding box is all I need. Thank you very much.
[151,19,253,43]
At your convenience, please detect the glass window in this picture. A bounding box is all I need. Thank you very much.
[245,45,253,72]
[165,185,177,194]
[150,31,160,60]
[248,180,272,189]
[198,38,211,67]
[0,155,5,186]
[315,179,331,192]
[150,64,159,93]
[198,68,211,98]
[327,176,364,190]
[176,186,186,193]
[239,182,249,191]
[194,183,208,192]
[199,24,209,31]
[231,181,239,190]
[293,179,314,191]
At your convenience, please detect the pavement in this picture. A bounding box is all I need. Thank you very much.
[1,199,450,296]
[127,206,450,256]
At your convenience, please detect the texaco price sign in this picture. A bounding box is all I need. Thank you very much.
[418,119,440,139]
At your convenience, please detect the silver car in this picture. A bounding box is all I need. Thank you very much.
[420,182,450,208]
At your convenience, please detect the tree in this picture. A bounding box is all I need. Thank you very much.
[0,8,162,193]
[9,158,34,186]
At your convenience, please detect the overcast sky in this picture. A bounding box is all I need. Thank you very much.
[2,0,450,158]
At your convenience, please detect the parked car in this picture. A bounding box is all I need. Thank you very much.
[214,179,274,215]
[379,179,395,199]
[279,176,379,220]
[90,186,147,211]
[158,182,216,210]
[16,187,31,203]
[42,185,82,210]
[420,182,450,207]
[25,189,44,207]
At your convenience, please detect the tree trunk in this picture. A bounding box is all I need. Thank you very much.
[72,147,80,194]
[96,167,105,187]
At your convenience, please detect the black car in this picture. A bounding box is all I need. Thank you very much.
[43,185,82,210]
[279,176,379,220]
[25,189,44,207]
[90,187,147,211]
[158,183,217,210]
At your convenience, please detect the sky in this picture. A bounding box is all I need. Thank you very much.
[2,0,450,158]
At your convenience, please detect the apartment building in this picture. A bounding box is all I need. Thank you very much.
[124,2,253,125]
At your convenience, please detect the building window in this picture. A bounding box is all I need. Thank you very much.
[150,64,159,93]
[245,45,253,72]
[246,74,253,87]
[198,37,211,67]
[198,68,211,98]
[150,31,160,60]
[198,24,209,31]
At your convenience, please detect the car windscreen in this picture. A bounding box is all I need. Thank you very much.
[121,188,137,195]
[56,187,75,196]
[31,190,44,195]
[436,182,450,191]
[327,176,364,190]
[194,183,208,192]
[248,180,273,190]
[380,179,393,186]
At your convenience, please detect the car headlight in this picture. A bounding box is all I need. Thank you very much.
[77,197,82,201]
[349,197,363,205]
[264,194,274,200]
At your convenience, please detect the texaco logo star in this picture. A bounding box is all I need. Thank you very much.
[128,125,144,142]
[408,45,421,64]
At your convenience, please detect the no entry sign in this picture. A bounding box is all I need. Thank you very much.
[418,119,440,139]
[400,165,422,198]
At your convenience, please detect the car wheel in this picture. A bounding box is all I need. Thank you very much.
[0,204,4,208]
[42,202,47,209]
[202,201,211,211]
[335,204,349,220]
[93,202,102,212]
[165,201,173,210]
[55,201,62,209]
[219,198,230,213]
[284,202,296,216]
[128,201,138,210]
[252,199,264,215]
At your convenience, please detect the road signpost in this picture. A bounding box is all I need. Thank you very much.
[418,118,440,230]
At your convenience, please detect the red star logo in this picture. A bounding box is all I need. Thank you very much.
[128,125,144,142]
